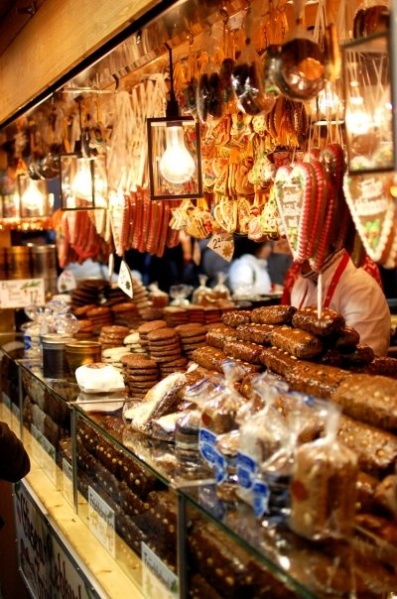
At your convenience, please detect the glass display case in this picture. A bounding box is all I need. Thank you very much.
[0,332,25,430]
[1,352,396,599]
[19,359,79,505]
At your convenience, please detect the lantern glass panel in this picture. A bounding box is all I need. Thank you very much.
[147,117,202,200]
[343,32,393,174]
[60,154,107,210]
[18,175,52,218]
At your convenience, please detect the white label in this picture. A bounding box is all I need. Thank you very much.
[30,423,57,484]
[141,542,178,599]
[0,279,45,308]
[207,233,234,261]
[118,260,134,298]
[57,270,77,292]
[88,486,116,557]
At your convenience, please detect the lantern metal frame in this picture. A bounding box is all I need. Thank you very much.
[59,152,108,211]
[342,30,395,175]
[17,173,53,218]
[147,43,202,201]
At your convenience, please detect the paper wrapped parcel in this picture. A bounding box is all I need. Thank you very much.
[75,363,125,394]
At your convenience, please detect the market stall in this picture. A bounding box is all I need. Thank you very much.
[0,0,396,597]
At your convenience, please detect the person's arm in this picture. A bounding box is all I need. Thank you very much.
[337,272,391,357]
[0,422,31,482]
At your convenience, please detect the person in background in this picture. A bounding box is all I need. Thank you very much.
[228,238,272,296]
[0,421,30,483]
[282,248,391,357]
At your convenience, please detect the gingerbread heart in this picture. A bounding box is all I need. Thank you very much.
[274,161,317,261]
[343,171,396,264]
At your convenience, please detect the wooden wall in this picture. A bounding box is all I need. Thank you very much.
[0,0,159,125]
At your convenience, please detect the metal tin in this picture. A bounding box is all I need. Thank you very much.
[42,334,75,379]
[6,246,32,280]
[29,244,58,297]
[65,340,102,373]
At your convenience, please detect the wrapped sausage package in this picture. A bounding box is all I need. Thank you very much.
[289,403,359,541]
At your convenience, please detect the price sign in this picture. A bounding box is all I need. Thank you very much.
[0,279,45,308]
[88,486,116,557]
[141,542,178,599]
[118,260,134,298]
[57,270,76,292]
[207,233,234,261]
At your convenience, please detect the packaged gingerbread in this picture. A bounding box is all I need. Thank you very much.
[236,373,291,514]
[196,361,247,493]
[289,403,358,541]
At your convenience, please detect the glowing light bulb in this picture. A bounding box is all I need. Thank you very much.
[159,124,195,185]
[22,179,45,214]
[72,158,93,200]
[345,97,370,135]
[317,83,343,119]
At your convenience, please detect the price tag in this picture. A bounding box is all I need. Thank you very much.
[88,486,116,557]
[57,270,76,292]
[0,279,45,308]
[207,233,234,261]
[118,259,134,298]
[141,543,179,599]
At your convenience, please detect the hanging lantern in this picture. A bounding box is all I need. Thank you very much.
[17,174,53,218]
[147,43,202,200]
[342,31,394,174]
[60,153,108,210]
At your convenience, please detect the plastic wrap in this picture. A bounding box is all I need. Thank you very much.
[289,403,359,541]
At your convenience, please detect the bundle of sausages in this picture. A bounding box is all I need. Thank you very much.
[117,188,180,257]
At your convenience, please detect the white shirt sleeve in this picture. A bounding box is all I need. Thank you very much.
[228,259,254,293]
[334,268,390,357]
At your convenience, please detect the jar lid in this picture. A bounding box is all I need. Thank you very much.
[42,335,75,348]
[65,340,102,351]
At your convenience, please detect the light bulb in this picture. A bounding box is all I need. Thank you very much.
[22,179,45,213]
[159,124,195,185]
[72,158,93,200]
[345,97,370,135]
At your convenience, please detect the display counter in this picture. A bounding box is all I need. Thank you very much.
[1,336,396,598]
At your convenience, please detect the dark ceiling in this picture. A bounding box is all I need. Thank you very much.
[0,0,42,54]
[0,0,14,20]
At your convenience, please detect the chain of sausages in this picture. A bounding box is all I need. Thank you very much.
[117,188,179,257]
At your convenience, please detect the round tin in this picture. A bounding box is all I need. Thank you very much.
[42,334,75,379]
[65,340,102,373]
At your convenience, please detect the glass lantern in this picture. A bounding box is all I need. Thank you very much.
[343,31,394,174]
[60,153,108,210]
[147,116,203,200]
[17,174,53,218]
